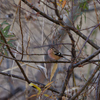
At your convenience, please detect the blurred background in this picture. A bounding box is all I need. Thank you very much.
[0,0,100,100]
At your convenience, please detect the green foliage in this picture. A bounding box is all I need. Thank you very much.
[65,9,69,15]
[74,12,83,22]
[79,0,89,10]
[0,21,15,55]
[92,29,97,36]
[77,0,89,23]
[77,24,80,30]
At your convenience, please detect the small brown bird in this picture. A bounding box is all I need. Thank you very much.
[48,47,70,61]
[48,48,64,60]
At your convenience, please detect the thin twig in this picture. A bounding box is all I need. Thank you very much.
[0,71,63,95]
[21,0,60,25]
[0,53,71,63]
[70,64,100,100]
[73,48,100,68]
[18,1,24,60]
[95,71,100,100]
[22,0,100,51]
[54,0,62,20]
[40,1,55,10]
[0,30,30,84]
[69,26,100,50]
[76,23,100,59]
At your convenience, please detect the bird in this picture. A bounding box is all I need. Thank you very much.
[48,47,69,61]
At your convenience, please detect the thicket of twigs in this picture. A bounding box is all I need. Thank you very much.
[0,0,100,100]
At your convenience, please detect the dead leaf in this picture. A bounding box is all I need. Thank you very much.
[50,63,58,81]
[62,0,66,8]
